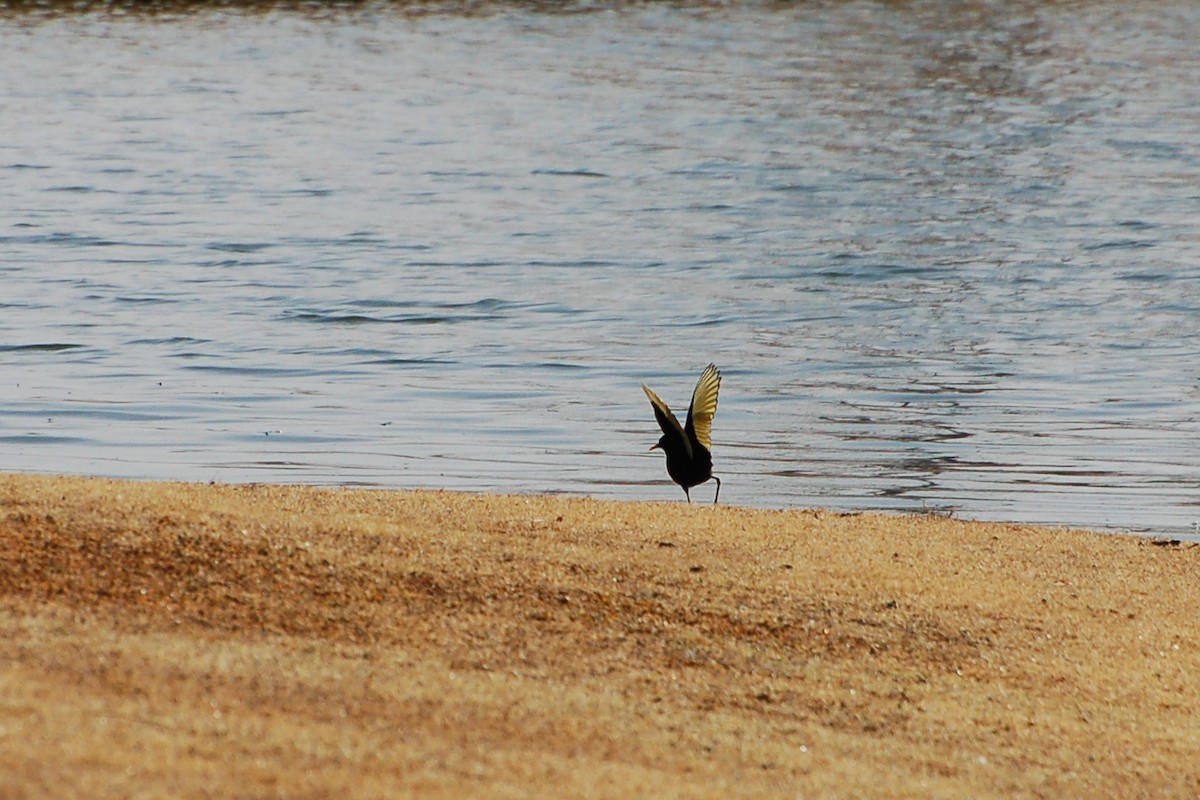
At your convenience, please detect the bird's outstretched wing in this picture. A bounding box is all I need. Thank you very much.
[643,384,691,455]
[685,364,721,450]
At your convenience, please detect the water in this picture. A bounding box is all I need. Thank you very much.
[2,1,1198,537]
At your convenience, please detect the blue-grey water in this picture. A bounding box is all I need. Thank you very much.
[2,1,1198,537]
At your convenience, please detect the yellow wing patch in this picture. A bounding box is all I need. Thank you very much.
[687,363,721,450]
[642,384,685,438]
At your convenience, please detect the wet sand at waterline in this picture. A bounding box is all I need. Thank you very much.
[1,474,1198,798]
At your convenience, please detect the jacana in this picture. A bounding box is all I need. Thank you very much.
[642,363,722,504]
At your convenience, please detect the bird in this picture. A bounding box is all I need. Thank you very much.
[642,363,722,504]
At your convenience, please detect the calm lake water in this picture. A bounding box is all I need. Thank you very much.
[2,1,1198,537]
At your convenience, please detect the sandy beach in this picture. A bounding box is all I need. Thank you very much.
[1,472,1198,798]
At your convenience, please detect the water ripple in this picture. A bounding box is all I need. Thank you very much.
[0,1,1198,537]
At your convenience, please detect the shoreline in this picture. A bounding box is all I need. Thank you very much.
[2,472,1198,798]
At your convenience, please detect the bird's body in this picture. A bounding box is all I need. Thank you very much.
[642,363,722,503]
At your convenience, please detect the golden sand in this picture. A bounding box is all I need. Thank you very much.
[1,473,1198,798]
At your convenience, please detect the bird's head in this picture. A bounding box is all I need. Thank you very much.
[649,436,667,452]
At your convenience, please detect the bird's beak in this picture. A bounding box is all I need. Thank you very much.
[649,443,661,451]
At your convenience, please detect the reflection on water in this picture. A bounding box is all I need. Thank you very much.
[1,1,1198,537]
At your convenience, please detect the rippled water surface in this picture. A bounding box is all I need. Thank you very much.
[2,1,1198,536]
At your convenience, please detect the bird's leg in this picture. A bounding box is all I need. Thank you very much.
[712,476,721,505]
[684,487,691,503]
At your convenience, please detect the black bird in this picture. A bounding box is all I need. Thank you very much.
[642,363,722,504]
